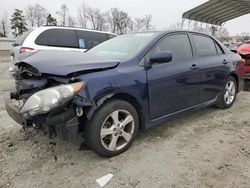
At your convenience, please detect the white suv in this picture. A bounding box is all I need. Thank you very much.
[11,26,116,63]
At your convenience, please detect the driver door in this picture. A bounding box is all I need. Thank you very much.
[146,33,201,120]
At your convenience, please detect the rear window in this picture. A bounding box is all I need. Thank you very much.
[75,30,107,49]
[14,30,33,46]
[35,29,78,48]
[192,34,217,56]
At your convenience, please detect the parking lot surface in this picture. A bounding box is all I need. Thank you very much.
[0,62,250,188]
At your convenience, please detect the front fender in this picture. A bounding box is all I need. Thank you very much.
[74,64,148,120]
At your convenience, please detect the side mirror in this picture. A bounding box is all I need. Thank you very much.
[230,49,237,53]
[150,51,172,64]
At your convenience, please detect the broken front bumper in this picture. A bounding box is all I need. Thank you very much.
[4,97,30,127]
[5,96,81,143]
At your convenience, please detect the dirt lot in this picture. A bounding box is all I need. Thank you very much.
[0,62,250,188]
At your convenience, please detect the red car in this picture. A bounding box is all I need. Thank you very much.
[234,41,250,79]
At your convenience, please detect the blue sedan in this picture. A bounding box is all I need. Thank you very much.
[5,30,244,157]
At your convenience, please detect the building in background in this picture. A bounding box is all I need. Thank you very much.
[0,37,15,62]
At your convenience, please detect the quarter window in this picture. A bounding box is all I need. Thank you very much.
[215,42,224,55]
[76,30,107,49]
[35,29,78,48]
[192,35,217,56]
[153,34,193,61]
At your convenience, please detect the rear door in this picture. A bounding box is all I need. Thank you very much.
[147,33,201,120]
[34,29,79,51]
[191,34,229,103]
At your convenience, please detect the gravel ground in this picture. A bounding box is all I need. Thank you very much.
[0,62,250,188]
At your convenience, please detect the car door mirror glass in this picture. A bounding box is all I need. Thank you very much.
[150,51,172,64]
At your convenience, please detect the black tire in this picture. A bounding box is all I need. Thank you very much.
[215,76,237,109]
[84,99,139,157]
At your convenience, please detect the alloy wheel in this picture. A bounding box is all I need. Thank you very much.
[100,110,135,151]
[224,80,236,105]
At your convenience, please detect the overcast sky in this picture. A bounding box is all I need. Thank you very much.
[1,0,250,36]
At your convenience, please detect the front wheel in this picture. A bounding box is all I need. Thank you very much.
[216,76,237,109]
[84,99,139,157]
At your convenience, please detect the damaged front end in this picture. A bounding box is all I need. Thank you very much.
[5,62,87,142]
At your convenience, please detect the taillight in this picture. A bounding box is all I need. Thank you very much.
[19,47,35,54]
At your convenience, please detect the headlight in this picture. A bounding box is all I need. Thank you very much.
[21,82,85,117]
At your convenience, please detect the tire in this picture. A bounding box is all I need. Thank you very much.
[84,99,139,157]
[216,76,237,109]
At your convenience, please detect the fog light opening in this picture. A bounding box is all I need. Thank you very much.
[76,106,83,117]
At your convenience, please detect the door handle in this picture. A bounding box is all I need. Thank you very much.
[223,59,229,64]
[191,64,199,70]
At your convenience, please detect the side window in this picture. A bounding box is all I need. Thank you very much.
[153,34,193,61]
[107,34,116,39]
[76,30,107,49]
[35,29,78,48]
[192,34,217,56]
[215,42,224,55]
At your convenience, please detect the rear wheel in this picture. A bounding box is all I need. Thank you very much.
[84,99,139,157]
[216,76,237,109]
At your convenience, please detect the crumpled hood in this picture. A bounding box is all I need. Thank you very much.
[18,50,120,76]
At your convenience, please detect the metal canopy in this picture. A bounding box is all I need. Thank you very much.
[182,0,250,25]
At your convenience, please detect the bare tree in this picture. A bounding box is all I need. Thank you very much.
[78,1,88,28]
[67,15,76,27]
[134,17,144,32]
[34,4,48,26]
[57,4,68,26]
[236,32,250,42]
[0,12,9,37]
[95,12,107,31]
[86,7,106,30]
[107,8,132,34]
[133,15,153,32]
[217,27,229,38]
[169,22,183,29]
[25,4,48,27]
[25,5,35,27]
[144,15,152,30]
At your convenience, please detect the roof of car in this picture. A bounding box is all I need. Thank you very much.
[39,26,116,36]
[131,29,213,37]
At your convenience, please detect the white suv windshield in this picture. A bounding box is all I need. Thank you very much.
[87,32,157,61]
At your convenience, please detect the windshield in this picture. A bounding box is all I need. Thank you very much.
[87,32,157,61]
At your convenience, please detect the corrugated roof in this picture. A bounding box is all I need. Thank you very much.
[182,0,250,25]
